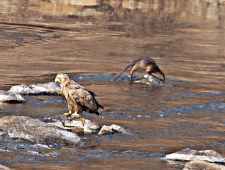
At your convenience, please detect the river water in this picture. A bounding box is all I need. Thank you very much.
[0,0,225,169]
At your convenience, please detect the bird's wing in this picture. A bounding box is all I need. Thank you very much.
[68,87,97,111]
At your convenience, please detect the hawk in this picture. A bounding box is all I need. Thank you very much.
[55,73,104,118]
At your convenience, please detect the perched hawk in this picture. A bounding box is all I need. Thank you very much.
[55,73,104,118]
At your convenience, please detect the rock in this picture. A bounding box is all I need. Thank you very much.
[8,82,61,95]
[0,164,13,170]
[98,125,114,135]
[111,124,126,134]
[47,121,71,130]
[183,160,225,170]
[166,148,225,163]
[64,118,101,134]
[43,115,126,135]
[84,121,101,134]
[117,74,164,85]
[0,90,25,103]
[0,116,81,146]
[134,74,163,85]
[64,119,84,128]
[44,115,101,134]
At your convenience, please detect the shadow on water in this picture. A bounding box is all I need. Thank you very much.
[0,0,225,169]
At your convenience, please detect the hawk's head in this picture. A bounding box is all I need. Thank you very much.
[55,73,69,85]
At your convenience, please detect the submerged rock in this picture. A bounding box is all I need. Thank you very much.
[166,148,225,163]
[0,116,81,146]
[183,160,225,170]
[0,90,25,103]
[117,74,164,85]
[8,82,61,95]
[134,74,164,85]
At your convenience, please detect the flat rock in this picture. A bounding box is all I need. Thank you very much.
[183,160,225,170]
[166,148,225,163]
[0,116,81,146]
[8,82,61,95]
[0,90,25,103]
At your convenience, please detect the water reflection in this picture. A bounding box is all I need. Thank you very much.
[1,0,225,25]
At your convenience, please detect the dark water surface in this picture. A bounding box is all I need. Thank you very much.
[0,0,225,169]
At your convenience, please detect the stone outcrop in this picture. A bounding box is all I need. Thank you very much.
[8,82,61,95]
[183,160,225,170]
[43,115,126,135]
[166,148,225,163]
[0,90,25,103]
[0,116,81,146]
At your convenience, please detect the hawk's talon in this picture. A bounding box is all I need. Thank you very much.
[64,112,71,116]
[71,113,80,118]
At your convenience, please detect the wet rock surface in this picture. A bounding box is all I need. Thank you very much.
[98,125,114,135]
[8,82,61,95]
[0,90,25,103]
[166,148,225,163]
[0,82,61,103]
[117,74,164,85]
[43,115,126,135]
[0,164,13,170]
[183,160,225,170]
[0,116,81,146]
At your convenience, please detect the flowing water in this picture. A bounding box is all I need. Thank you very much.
[0,0,225,169]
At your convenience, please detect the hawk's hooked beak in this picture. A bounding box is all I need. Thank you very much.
[55,78,59,84]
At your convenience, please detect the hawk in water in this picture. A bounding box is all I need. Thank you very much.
[55,73,104,118]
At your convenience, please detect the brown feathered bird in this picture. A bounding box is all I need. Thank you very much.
[55,73,103,118]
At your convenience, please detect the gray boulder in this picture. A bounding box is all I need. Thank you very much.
[0,116,81,146]
[183,160,225,170]
[0,90,25,103]
[8,82,61,95]
[166,148,225,163]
